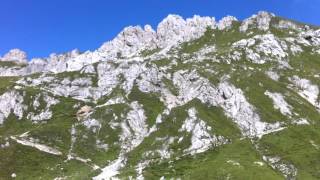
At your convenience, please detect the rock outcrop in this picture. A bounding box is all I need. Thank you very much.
[240,11,274,32]
[1,49,28,64]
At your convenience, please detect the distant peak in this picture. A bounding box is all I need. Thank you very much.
[144,24,155,32]
[240,11,275,32]
[257,11,275,17]
[99,14,216,57]
[1,48,28,64]
[217,16,238,30]
[161,14,184,22]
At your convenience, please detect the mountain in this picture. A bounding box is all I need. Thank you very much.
[0,11,319,180]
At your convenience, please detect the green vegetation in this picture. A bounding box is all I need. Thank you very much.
[143,139,283,180]
[129,86,165,126]
[0,77,19,94]
[0,61,26,68]
[140,48,160,57]
[259,125,320,179]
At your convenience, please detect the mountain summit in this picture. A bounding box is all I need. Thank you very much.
[0,11,319,179]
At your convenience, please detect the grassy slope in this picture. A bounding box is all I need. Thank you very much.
[144,139,283,180]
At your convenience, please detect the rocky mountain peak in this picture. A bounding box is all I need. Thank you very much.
[1,11,319,76]
[157,14,216,47]
[29,58,47,65]
[240,11,275,32]
[99,14,216,58]
[1,48,28,64]
[99,25,157,57]
[217,16,238,30]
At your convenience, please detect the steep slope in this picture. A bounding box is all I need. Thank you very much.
[0,11,319,180]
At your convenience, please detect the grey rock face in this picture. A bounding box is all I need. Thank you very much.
[1,49,28,64]
[0,91,26,124]
[240,11,274,32]
[217,16,238,30]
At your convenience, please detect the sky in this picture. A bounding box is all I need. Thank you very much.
[0,0,319,59]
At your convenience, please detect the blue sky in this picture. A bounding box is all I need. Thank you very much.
[1,0,319,59]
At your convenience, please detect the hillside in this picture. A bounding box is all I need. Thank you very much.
[0,11,319,180]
